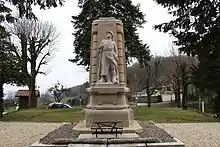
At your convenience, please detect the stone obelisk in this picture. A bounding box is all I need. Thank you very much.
[73,17,142,132]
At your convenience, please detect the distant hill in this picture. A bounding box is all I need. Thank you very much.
[66,82,89,98]
[127,55,198,94]
[65,55,197,97]
[67,84,82,97]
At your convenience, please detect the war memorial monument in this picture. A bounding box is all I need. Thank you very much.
[31,17,185,147]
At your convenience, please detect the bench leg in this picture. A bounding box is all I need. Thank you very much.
[116,128,118,138]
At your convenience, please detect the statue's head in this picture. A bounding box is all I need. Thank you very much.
[106,31,114,40]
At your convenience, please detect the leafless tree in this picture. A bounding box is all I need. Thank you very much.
[9,17,59,107]
[144,56,162,108]
[39,91,52,105]
[48,81,69,102]
[167,45,195,108]
[6,91,16,100]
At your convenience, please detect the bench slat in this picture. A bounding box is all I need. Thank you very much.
[91,121,123,138]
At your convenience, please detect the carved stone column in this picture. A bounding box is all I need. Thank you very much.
[89,17,127,86]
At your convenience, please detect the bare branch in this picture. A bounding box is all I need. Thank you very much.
[38,71,47,75]
[36,52,50,74]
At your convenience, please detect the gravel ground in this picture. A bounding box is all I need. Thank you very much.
[40,123,79,144]
[40,122,173,144]
[138,121,176,142]
[0,122,61,147]
[0,122,220,147]
[156,123,220,147]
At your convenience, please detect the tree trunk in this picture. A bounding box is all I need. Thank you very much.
[215,93,220,113]
[146,85,151,108]
[0,82,4,118]
[28,75,36,108]
[176,87,181,108]
[174,91,177,103]
[147,90,151,108]
[28,57,37,108]
[182,84,188,109]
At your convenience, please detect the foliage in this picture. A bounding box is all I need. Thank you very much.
[153,0,220,111]
[0,2,17,117]
[192,58,220,112]
[71,0,150,70]
[48,81,70,102]
[67,98,81,106]
[153,0,220,57]
[0,20,20,116]
[2,0,64,19]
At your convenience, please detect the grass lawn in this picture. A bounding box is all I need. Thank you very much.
[133,107,218,123]
[4,106,17,113]
[0,106,218,123]
[0,107,83,122]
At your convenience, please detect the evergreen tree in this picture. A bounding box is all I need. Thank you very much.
[0,32,21,117]
[0,1,20,117]
[153,0,220,112]
[71,0,150,70]
[2,0,64,19]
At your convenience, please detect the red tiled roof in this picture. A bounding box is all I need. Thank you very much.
[15,90,40,97]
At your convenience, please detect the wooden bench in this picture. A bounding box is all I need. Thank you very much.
[91,121,123,138]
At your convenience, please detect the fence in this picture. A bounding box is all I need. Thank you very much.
[187,101,216,114]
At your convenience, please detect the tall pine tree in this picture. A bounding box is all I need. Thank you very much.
[0,36,21,117]
[153,0,220,112]
[71,0,150,71]
[0,0,19,117]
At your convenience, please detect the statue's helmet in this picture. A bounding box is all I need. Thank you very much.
[106,31,114,39]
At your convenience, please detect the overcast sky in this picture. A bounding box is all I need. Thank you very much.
[4,0,173,95]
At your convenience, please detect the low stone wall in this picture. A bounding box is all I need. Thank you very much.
[138,96,163,103]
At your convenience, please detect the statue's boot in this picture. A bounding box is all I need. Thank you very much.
[112,76,119,84]
[98,77,105,83]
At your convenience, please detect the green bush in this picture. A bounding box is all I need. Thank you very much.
[67,98,80,106]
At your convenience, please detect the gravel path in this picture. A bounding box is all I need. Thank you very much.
[0,122,220,147]
[0,122,62,147]
[156,123,220,147]
[138,121,176,142]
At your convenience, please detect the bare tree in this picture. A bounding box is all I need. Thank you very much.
[167,45,194,109]
[48,81,69,102]
[144,56,162,108]
[9,18,59,107]
[39,91,52,105]
[6,91,16,100]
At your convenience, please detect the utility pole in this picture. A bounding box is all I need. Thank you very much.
[134,74,138,106]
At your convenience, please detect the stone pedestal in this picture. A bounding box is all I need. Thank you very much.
[84,84,133,127]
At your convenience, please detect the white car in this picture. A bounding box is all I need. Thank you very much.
[47,102,71,109]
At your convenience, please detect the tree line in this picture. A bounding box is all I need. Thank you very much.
[1,0,220,117]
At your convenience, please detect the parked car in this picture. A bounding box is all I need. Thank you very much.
[47,102,72,109]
